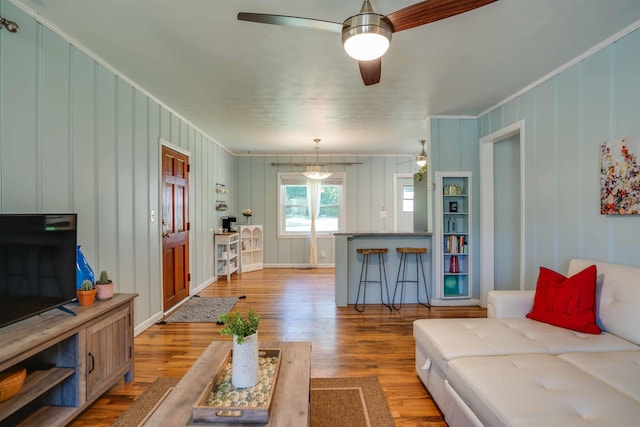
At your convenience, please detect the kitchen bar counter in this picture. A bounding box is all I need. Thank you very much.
[334,232,432,307]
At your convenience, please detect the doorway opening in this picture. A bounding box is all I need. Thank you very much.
[479,120,526,306]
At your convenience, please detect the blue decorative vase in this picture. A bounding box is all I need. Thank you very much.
[76,245,94,289]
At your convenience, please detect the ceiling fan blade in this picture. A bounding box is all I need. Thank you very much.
[358,59,382,86]
[386,0,497,33]
[237,12,343,33]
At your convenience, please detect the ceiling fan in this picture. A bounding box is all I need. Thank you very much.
[238,0,497,86]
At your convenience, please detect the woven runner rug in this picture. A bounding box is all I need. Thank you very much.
[163,296,237,323]
[112,376,395,427]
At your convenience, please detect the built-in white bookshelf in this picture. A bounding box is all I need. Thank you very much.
[434,172,473,303]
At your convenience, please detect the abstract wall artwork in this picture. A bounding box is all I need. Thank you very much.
[601,134,640,215]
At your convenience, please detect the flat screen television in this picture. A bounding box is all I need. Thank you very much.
[0,213,78,329]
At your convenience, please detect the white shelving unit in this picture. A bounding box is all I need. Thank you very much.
[239,225,263,273]
[214,232,239,281]
[434,171,477,304]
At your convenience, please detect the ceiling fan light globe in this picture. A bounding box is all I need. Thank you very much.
[416,156,427,167]
[342,12,392,61]
[344,33,390,61]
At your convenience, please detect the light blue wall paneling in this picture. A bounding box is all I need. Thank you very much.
[236,155,416,266]
[479,27,640,284]
[493,135,520,290]
[40,26,71,212]
[1,0,37,212]
[0,3,237,328]
[534,79,558,271]
[428,118,480,298]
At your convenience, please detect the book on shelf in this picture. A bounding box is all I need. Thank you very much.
[444,235,469,254]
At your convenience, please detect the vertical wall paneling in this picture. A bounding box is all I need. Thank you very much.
[116,78,134,294]
[479,27,640,281]
[0,6,236,329]
[134,90,150,307]
[2,2,37,212]
[96,64,117,275]
[148,100,162,318]
[41,27,70,212]
[517,91,538,283]
[73,51,97,262]
[238,154,421,266]
[580,48,610,263]
[611,29,640,266]
[533,79,558,270]
[556,66,581,264]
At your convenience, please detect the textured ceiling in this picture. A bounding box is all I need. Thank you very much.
[13,0,640,155]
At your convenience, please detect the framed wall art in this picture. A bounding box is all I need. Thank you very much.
[601,134,640,215]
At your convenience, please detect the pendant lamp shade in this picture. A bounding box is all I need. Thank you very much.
[416,139,427,167]
[303,139,332,180]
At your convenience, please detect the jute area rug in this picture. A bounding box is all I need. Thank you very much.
[112,376,395,427]
[162,296,237,323]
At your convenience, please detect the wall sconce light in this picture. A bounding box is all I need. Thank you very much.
[0,16,19,33]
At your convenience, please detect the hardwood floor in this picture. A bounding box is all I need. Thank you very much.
[70,268,486,427]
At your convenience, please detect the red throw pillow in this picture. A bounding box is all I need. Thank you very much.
[526,265,601,334]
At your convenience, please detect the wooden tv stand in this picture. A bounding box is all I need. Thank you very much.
[0,293,136,426]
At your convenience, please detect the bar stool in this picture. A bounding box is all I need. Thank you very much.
[393,247,431,309]
[355,248,392,312]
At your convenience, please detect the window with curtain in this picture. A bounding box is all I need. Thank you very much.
[277,172,346,237]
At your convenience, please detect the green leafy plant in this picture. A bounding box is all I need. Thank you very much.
[218,309,260,344]
[95,270,112,285]
[414,165,428,182]
[80,279,94,291]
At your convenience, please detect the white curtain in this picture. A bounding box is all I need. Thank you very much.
[307,178,322,268]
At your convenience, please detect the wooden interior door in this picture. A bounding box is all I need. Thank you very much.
[161,146,190,312]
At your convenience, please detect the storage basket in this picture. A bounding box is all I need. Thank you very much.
[0,366,26,403]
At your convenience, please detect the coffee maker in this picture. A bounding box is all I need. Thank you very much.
[222,216,237,232]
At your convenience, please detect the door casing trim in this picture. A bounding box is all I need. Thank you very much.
[478,120,526,306]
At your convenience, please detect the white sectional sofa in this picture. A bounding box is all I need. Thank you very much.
[413,258,640,427]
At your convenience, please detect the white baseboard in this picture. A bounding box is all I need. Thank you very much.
[429,298,481,307]
[135,311,163,336]
[192,276,216,295]
[263,263,335,269]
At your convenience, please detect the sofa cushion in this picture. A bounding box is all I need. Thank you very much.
[447,353,640,427]
[559,351,640,402]
[569,259,640,345]
[526,265,600,334]
[413,318,639,376]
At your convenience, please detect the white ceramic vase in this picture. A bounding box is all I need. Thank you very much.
[232,332,259,388]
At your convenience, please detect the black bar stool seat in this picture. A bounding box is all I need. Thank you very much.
[355,248,392,312]
[393,247,431,309]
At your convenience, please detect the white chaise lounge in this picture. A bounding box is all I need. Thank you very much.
[413,258,640,427]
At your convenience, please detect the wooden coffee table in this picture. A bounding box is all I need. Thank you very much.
[144,340,311,426]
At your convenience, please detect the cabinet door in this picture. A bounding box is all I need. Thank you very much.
[86,306,132,401]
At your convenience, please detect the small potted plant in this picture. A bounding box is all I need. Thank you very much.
[218,309,261,388]
[77,279,96,306]
[95,270,114,300]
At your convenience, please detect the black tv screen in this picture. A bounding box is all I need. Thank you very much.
[0,213,77,329]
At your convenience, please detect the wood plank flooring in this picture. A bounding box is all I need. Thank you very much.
[70,268,486,427]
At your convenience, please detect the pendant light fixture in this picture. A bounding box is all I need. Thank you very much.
[303,139,332,180]
[416,139,427,167]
